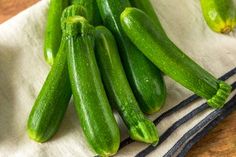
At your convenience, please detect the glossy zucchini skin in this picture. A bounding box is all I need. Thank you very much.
[27,4,88,143]
[96,0,166,114]
[200,0,236,33]
[70,0,102,25]
[95,26,158,144]
[44,0,69,65]
[65,17,120,156]
[120,8,232,108]
[27,34,71,143]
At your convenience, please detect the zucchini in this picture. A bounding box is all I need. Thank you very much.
[96,0,166,114]
[44,0,69,65]
[95,26,158,144]
[70,0,102,25]
[27,4,87,143]
[65,16,120,156]
[120,8,232,108]
[28,29,71,143]
[200,0,236,33]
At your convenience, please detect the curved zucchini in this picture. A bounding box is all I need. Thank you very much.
[44,0,69,65]
[95,26,158,144]
[120,8,232,108]
[65,17,120,156]
[27,4,87,143]
[200,0,236,33]
[96,0,166,114]
[28,31,71,143]
[70,0,102,25]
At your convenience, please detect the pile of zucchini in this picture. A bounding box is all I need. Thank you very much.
[27,0,233,156]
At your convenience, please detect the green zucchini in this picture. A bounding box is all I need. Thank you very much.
[96,0,166,114]
[120,8,232,108]
[28,29,71,143]
[44,0,69,65]
[95,26,158,144]
[200,0,236,33]
[27,4,87,143]
[70,0,102,25]
[65,16,120,156]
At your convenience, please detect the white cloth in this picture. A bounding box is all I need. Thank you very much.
[0,0,235,156]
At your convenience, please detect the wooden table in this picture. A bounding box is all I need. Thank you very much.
[1,1,236,156]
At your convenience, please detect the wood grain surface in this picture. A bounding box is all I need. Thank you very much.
[186,110,236,157]
[1,0,236,157]
[0,0,38,23]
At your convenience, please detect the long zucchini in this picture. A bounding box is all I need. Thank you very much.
[70,0,102,25]
[27,4,87,143]
[120,8,232,108]
[65,16,120,156]
[95,26,158,144]
[44,0,69,65]
[96,0,166,114]
[200,0,236,33]
[28,29,71,143]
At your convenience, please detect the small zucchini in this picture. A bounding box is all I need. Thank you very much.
[27,4,87,143]
[95,26,158,144]
[44,0,69,65]
[28,30,71,143]
[65,17,120,156]
[96,0,166,114]
[70,0,102,25]
[200,0,236,33]
[120,8,232,108]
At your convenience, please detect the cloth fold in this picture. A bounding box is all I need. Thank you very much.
[0,0,235,156]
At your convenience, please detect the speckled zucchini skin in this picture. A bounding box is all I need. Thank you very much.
[27,33,71,143]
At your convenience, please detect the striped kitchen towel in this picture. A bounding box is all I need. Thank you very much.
[0,0,235,156]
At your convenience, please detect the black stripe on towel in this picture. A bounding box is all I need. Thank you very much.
[165,81,236,157]
[136,82,236,157]
[159,103,208,145]
[119,67,236,150]
[177,83,236,157]
[219,67,236,81]
[177,97,236,157]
